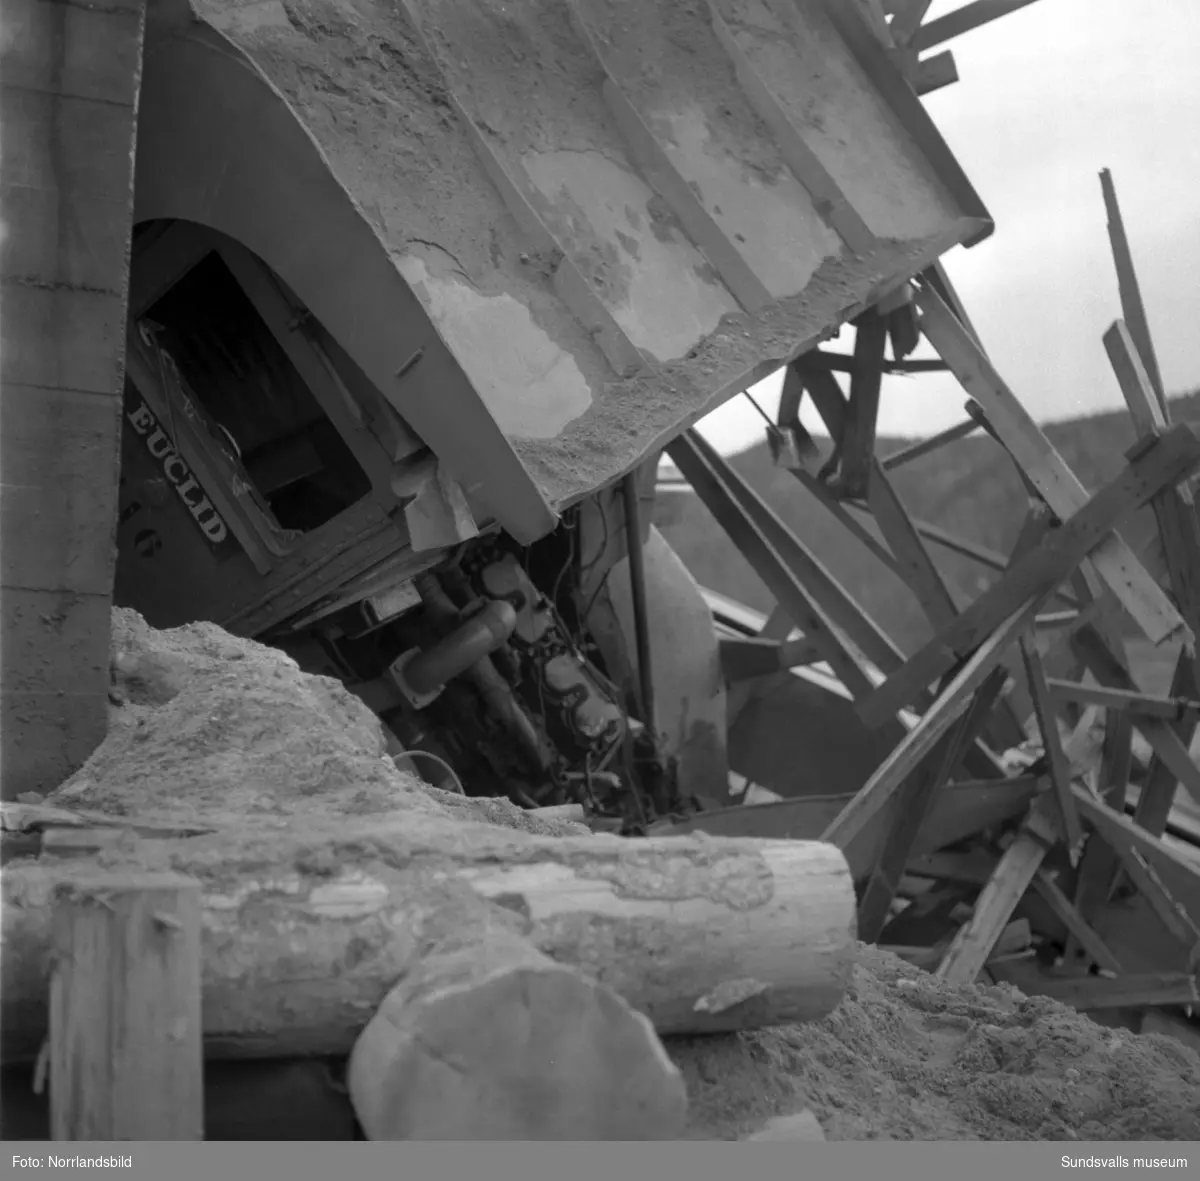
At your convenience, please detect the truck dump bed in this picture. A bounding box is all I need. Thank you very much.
[137,0,990,544]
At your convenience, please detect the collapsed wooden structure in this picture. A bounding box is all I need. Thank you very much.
[660,163,1200,1045]
[5,0,1197,1144]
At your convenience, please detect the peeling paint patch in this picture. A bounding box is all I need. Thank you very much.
[656,106,838,299]
[522,148,737,363]
[397,254,593,440]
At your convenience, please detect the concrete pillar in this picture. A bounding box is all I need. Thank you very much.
[0,0,146,797]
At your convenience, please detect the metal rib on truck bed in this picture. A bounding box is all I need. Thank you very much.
[140,0,990,544]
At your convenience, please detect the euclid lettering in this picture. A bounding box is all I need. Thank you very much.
[127,399,231,546]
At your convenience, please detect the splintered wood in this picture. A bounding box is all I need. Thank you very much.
[49,873,204,1141]
[668,163,1200,1041]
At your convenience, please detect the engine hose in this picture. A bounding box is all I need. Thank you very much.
[393,749,465,796]
[415,574,553,774]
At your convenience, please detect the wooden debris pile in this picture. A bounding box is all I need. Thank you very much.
[666,168,1200,1049]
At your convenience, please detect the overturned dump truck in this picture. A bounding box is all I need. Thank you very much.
[9,0,992,825]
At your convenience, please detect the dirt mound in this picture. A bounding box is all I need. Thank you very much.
[48,608,586,839]
[675,946,1200,1141]
[36,611,1200,1140]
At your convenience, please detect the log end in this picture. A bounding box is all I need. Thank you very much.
[348,962,688,1140]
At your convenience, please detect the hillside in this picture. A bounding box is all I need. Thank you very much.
[656,390,1200,659]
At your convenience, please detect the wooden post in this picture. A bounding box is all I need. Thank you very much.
[50,872,203,1141]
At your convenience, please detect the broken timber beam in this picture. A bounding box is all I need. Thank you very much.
[1030,868,1123,975]
[1045,679,1200,723]
[1099,170,1166,415]
[914,50,959,96]
[990,965,1199,1012]
[1071,786,1200,938]
[936,796,1058,985]
[669,429,897,701]
[911,0,1045,53]
[718,635,821,682]
[1104,318,1200,836]
[1070,625,1200,808]
[879,419,982,472]
[914,281,1187,647]
[834,309,888,499]
[856,666,1008,942]
[888,0,935,46]
[1020,632,1084,856]
[822,594,1035,852]
[859,422,1200,726]
[799,360,1026,749]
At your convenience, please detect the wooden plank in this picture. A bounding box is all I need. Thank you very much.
[718,635,821,682]
[1064,711,1134,967]
[793,470,906,578]
[914,282,1186,645]
[1071,625,1200,808]
[1031,869,1123,974]
[1137,651,1200,836]
[50,872,203,1140]
[936,798,1057,985]
[842,496,1080,611]
[857,666,1008,942]
[1108,843,1200,950]
[822,597,1035,852]
[1104,319,1200,837]
[1141,1009,1200,1054]
[863,458,1030,746]
[1099,171,1166,415]
[663,777,1038,880]
[805,352,949,376]
[687,431,906,678]
[880,419,981,471]
[888,0,935,45]
[914,50,959,96]
[668,431,881,703]
[1072,786,1200,932]
[991,964,1199,1011]
[912,0,1045,52]
[1045,679,1200,722]
[866,467,961,633]
[799,361,1027,747]
[836,310,888,499]
[1104,323,1200,618]
[1020,633,1084,855]
[861,424,1200,725]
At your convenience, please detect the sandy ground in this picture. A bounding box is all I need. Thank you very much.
[674,945,1200,1141]
[15,610,1200,1141]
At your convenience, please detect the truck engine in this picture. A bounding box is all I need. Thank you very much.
[286,534,684,831]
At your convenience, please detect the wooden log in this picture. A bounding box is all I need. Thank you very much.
[347,925,685,1140]
[49,872,203,1140]
[1,816,857,1065]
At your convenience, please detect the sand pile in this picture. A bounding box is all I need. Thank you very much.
[673,945,1200,1141]
[45,607,586,839]
[28,610,1200,1141]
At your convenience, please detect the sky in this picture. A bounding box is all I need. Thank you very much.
[693,0,1200,457]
